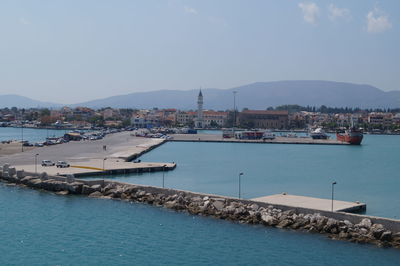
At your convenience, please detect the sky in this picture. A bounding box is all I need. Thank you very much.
[0,0,399,104]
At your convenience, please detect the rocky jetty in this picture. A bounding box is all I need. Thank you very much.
[1,164,400,249]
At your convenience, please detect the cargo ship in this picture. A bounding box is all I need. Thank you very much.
[336,127,363,145]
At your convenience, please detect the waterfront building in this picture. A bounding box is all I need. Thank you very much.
[102,108,115,120]
[368,112,393,127]
[237,110,289,129]
[203,111,228,127]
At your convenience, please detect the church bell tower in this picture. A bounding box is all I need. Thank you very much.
[196,89,204,128]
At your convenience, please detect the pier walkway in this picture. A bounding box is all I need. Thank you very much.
[170,134,348,145]
[252,193,366,213]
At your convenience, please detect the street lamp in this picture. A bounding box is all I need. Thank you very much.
[103,158,107,171]
[21,123,24,152]
[331,181,337,212]
[162,164,167,188]
[232,91,237,134]
[238,172,244,199]
[34,153,39,174]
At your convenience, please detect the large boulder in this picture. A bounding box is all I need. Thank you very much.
[212,201,225,212]
[261,214,279,226]
[380,231,392,242]
[369,224,385,239]
[357,218,372,229]
[89,191,104,198]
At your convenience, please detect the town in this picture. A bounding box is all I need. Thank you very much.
[1,103,400,134]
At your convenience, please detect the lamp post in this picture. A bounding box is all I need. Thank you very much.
[103,158,107,171]
[331,181,337,212]
[34,153,39,174]
[162,164,166,188]
[232,91,237,134]
[238,172,244,199]
[21,123,24,152]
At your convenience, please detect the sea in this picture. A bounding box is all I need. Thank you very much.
[0,127,67,143]
[1,128,400,265]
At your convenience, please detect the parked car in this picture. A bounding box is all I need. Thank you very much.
[41,160,55,166]
[22,141,33,146]
[56,161,70,168]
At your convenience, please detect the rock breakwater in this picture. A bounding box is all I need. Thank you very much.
[1,163,400,249]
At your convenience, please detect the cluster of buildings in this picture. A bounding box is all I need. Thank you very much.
[1,91,400,132]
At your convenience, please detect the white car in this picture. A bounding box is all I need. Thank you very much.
[56,161,70,168]
[41,160,55,166]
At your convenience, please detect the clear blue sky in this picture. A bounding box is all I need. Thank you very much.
[0,0,399,104]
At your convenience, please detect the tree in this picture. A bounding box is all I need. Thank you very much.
[209,120,219,128]
[122,119,131,127]
[40,108,50,117]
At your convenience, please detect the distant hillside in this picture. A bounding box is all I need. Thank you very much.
[0,94,61,108]
[2,81,400,109]
[73,80,400,110]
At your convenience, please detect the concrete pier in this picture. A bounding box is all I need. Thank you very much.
[252,194,366,213]
[0,132,172,177]
[170,134,348,145]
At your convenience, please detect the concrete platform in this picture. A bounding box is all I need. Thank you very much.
[252,193,366,213]
[16,159,176,177]
[170,134,348,145]
[0,132,173,178]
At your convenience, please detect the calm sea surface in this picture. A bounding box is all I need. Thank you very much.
[1,128,400,264]
[101,134,400,219]
[0,127,66,142]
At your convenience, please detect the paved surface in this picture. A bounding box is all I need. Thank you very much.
[252,194,366,212]
[0,132,172,176]
[0,142,35,155]
[170,134,348,145]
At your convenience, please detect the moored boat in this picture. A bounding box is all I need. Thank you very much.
[310,128,329,140]
[336,127,363,145]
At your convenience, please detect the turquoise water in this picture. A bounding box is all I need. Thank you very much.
[2,128,400,264]
[1,183,400,265]
[0,127,67,142]
[100,134,400,219]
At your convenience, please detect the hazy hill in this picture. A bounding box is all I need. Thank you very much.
[73,80,400,110]
[1,81,399,109]
[0,94,61,109]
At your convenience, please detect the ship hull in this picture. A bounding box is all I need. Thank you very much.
[336,133,363,145]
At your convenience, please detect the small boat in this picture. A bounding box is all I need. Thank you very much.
[336,127,363,145]
[310,128,329,140]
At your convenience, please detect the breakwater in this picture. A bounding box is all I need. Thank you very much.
[1,164,400,249]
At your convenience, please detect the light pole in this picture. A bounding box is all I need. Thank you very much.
[238,172,244,199]
[162,164,166,188]
[331,181,337,212]
[21,123,24,152]
[233,91,237,135]
[34,153,39,174]
[103,158,107,171]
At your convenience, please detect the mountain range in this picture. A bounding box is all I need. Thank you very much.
[1,80,400,110]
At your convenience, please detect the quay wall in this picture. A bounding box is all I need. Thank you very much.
[124,139,167,161]
[67,164,176,178]
[1,165,400,249]
[170,139,348,146]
